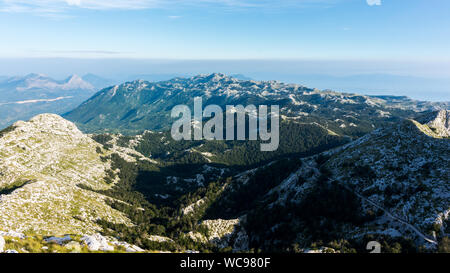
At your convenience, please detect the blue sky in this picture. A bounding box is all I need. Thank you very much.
[0,0,449,61]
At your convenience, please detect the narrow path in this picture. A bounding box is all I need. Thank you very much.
[347,186,438,245]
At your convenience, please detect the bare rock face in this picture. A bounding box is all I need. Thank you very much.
[417,110,450,137]
[427,110,450,137]
[80,233,144,252]
[81,234,114,252]
[187,217,249,252]
[0,114,132,235]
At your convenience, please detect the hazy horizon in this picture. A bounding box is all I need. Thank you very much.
[1,58,449,102]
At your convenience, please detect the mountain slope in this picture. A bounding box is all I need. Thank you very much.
[217,110,449,251]
[0,114,132,235]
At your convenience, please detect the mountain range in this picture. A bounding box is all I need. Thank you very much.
[64,73,449,135]
[0,73,448,253]
[0,73,113,129]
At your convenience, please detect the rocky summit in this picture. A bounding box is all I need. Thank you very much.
[0,114,131,235]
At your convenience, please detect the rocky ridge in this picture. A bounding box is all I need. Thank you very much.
[64,73,449,134]
[0,114,132,235]
[269,111,449,249]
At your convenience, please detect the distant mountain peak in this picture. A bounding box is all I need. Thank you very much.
[63,74,94,90]
[8,73,94,91]
[24,73,50,79]
[66,74,82,81]
[192,73,232,83]
[6,73,50,84]
[0,73,115,129]
[230,74,253,81]
[206,72,227,80]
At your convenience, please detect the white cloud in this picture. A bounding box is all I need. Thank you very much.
[0,0,339,14]
[65,0,81,6]
[366,0,381,6]
[0,0,161,13]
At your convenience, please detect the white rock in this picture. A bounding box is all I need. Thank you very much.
[81,234,114,251]
[188,217,249,252]
[147,235,174,243]
[107,236,145,252]
[81,235,100,251]
[0,231,26,239]
[64,241,82,252]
